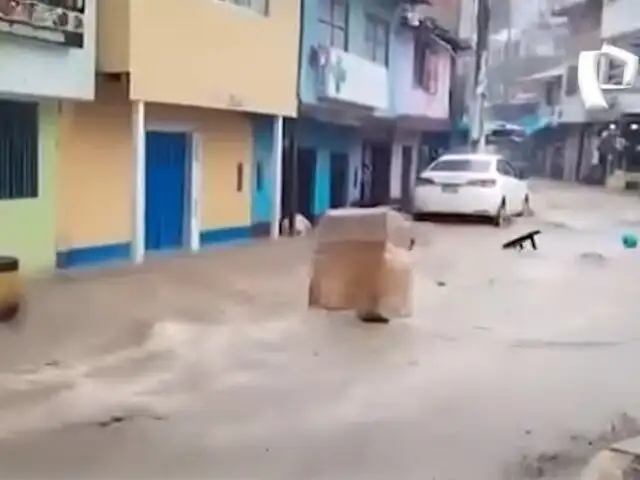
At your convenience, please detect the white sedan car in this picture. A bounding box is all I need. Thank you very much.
[412,152,531,226]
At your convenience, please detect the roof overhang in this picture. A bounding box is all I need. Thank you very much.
[518,65,565,82]
[402,15,471,53]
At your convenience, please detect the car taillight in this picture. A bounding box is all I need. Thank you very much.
[417,177,436,185]
[466,178,496,187]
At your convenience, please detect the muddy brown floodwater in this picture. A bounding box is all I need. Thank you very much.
[0,180,640,479]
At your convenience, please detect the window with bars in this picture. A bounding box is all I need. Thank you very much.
[364,14,389,66]
[217,0,268,16]
[318,0,348,50]
[0,101,39,201]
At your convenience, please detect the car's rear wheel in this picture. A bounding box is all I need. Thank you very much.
[492,200,507,227]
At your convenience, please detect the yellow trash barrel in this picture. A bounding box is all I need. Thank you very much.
[0,256,20,322]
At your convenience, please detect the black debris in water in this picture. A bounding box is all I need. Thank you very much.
[98,416,126,428]
[358,313,390,324]
[96,414,167,428]
[502,230,541,251]
[578,252,607,263]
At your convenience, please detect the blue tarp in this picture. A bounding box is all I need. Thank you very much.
[517,114,552,135]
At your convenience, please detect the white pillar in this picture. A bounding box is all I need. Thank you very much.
[132,100,146,264]
[270,116,284,239]
[189,134,201,252]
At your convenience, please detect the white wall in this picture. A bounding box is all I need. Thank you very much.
[392,31,451,119]
[391,131,420,201]
[559,94,588,123]
[390,143,402,199]
[457,0,476,40]
[601,0,639,39]
[0,0,96,100]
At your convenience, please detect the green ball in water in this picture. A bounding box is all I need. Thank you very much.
[622,233,638,249]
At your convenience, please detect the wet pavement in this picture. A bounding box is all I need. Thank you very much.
[1,180,640,479]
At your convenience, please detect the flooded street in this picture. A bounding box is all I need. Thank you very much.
[1,180,640,479]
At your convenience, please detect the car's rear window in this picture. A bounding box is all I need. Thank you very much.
[427,159,492,172]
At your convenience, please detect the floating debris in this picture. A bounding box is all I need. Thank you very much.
[578,252,607,263]
[622,233,638,249]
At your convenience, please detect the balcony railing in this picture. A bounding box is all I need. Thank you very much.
[315,45,389,110]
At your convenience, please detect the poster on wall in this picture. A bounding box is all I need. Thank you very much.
[0,0,84,48]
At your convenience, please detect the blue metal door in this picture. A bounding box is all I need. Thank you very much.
[145,131,188,251]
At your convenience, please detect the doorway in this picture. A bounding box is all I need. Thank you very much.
[369,142,392,205]
[281,146,317,224]
[297,148,317,222]
[144,131,189,251]
[329,151,348,208]
[400,145,413,212]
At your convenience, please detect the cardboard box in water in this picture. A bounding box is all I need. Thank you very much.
[308,207,413,319]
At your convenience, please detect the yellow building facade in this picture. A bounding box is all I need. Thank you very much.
[57,0,300,267]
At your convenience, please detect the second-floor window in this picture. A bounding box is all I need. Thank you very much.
[219,0,269,16]
[318,0,348,50]
[414,42,439,94]
[364,15,389,65]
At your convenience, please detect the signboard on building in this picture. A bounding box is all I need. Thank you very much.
[0,0,84,48]
[578,43,638,112]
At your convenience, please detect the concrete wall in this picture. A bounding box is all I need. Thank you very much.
[0,0,96,99]
[457,0,475,40]
[299,0,396,106]
[56,82,254,266]
[391,31,451,119]
[251,115,274,229]
[390,131,420,200]
[561,127,581,181]
[295,118,359,215]
[601,0,638,39]
[56,82,133,257]
[97,0,129,72]
[97,0,300,116]
[0,102,57,272]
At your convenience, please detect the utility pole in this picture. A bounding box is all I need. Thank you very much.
[503,0,512,102]
[470,0,491,150]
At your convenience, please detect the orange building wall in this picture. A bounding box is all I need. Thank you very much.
[57,81,133,252]
[57,81,254,265]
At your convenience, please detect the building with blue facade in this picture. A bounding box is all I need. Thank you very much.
[284,0,468,219]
